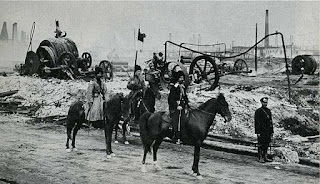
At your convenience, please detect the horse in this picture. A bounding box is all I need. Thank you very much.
[103,93,131,158]
[139,93,232,179]
[135,84,161,119]
[65,93,130,157]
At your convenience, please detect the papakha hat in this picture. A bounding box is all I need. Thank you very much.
[135,65,142,71]
[260,97,268,103]
[95,66,103,75]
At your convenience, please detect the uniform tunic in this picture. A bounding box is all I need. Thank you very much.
[84,79,109,121]
[168,83,189,136]
[254,106,274,144]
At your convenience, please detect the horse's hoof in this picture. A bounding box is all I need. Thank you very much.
[154,164,162,171]
[111,153,116,157]
[196,175,203,180]
[124,141,129,145]
[114,140,119,144]
[72,148,78,152]
[141,165,147,173]
[107,155,112,159]
[66,149,72,153]
[192,172,197,176]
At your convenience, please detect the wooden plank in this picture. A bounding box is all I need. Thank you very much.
[0,90,18,97]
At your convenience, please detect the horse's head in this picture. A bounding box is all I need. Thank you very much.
[146,83,161,100]
[216,93,232,122]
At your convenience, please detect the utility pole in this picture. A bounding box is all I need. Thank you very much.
[255,23,258,72]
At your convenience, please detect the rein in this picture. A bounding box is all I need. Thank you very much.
[190,106,216,116]
[139,98,151,113]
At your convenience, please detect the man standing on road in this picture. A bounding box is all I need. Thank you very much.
[254,97,274,163]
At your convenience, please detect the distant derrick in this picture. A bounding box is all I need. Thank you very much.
[0,22,9,41]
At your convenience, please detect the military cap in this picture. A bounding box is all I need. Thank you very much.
[260,97,268,103]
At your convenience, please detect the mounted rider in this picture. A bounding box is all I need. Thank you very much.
[127,65,146,121]
[168,70,189,144]
[84,66,109,128]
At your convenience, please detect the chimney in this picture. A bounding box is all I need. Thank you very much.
[0,22,9,41]
[12,23,18,42]
[265,10,269,48]
[21,31,26,43]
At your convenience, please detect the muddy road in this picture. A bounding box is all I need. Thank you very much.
[0,115,318,184]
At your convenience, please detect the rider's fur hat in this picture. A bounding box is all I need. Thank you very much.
[95,66,103,75]
[135,65,142,71]
[175,70,185,79]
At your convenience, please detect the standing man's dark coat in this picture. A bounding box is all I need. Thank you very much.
[254,97,274,163]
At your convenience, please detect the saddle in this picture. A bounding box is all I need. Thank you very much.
[160,111,172,124]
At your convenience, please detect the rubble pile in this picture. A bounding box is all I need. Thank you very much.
[0,75,128,117]
[0,72,318,160]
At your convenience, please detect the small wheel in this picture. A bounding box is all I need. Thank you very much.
[82,52,92,69]
[189,55,219,90]
[99,60,113,80]
[234,59,248,72]
[59,52,79,77]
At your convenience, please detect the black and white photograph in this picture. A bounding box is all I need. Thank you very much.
[0,1,319,183]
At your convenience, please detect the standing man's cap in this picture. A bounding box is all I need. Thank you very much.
[260,97,268,103]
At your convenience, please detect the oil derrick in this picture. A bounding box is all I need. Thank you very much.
[0,22,9,41]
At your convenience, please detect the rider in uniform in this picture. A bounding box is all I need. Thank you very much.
[84,66,109,128]
[168,70,189,144]
[127,65,146,121]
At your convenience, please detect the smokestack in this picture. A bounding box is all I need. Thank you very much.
[0,22,9,41]
[21,31,26,43]
[12,23,18,42]
[265,10,269,48]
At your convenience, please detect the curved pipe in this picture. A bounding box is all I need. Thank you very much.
[164,32,291,103]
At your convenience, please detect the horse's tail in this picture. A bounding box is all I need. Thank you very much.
[139,112,152,153]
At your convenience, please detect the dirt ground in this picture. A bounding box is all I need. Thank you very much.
[0,115,318,184]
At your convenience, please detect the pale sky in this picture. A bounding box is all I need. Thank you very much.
[0,1,319,62]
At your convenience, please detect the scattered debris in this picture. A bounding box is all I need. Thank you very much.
[273,147,299,163]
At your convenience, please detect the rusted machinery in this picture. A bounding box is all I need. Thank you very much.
[144,41,251,91]
[291,55,318,75]
[21,21,92,79]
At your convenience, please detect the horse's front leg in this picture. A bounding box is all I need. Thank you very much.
[104,121,114,158]
[122,121,129,145]
[71,124,81,151]
[66,127,72,152]
[192,144,203,179]
[141,146,148,173]
[114,123,119,143]
[152,138,163,171]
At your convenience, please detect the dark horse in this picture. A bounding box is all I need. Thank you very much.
[135,84,161,118]
[139,93,232,179]
[65,93,130,158]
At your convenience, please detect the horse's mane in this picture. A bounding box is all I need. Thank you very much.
[198,98,216,110]
[197,93,225,110]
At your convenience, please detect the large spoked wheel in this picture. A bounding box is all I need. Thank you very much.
[99,60,113,80]
[234,59,248,73]
[159,61,189,91]
[189,55,219,91]
[59,52,79,77]
[36,46,56,68]
[82,52,92,69]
